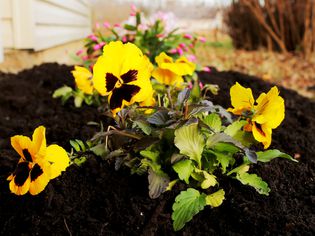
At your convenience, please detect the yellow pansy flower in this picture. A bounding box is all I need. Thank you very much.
[228,82,285,149]
[71,66,93,95]
[152,52,196,87]
[93,41,154,116]
[7,126,70,195]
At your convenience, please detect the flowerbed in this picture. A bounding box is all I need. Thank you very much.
[0,63,314,235]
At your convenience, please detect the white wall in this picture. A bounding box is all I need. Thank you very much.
[0,0,92,51]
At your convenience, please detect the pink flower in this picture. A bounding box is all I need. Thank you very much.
[76,49,84,56]
[177,47,184,56]
[95,22,100,29]
[130,4,137,12]
[189,43,194,48]
[103,21,111,29]
[99,42,106,47]
[88,34,98,42]
[114,23,121,28]
[199,82,204,90]
[156,33,165,38]
[93,44,102,51]
[122,36,127,43]
[82,55,89,61]
[199,37,206,43]
[130,12,136,16]
[138,23,148,32]
[179,43,188,51]
[202,66,211,72]
[187,81,193,89]
[169,48,177,54]
[187,54,197,62]
[183,33,193,40]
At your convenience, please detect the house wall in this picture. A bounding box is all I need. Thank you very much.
[0,0,91,51]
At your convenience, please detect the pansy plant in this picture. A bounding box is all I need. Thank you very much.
[7,126,70,195]
[51,38,295,231]
[87,66,297,231]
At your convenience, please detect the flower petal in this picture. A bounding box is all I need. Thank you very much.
[29,160,51,195]
[45,144,70,179]
[72,66,93,95]
[152,68,184,87]
[253,86,285,128]
[228,82,254,115]
[11,135,32,160]
[252,122,272,149]
[8,162,31,195]
[32,126,47,160]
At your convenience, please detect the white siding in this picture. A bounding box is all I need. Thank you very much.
[33,0,91,50]
[0,0,91,50]
[1,0,14,48]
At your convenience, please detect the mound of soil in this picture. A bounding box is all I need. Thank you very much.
[0,64,314,235]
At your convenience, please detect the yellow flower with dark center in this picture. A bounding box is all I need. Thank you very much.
[93,41,154,116]
[71,66,93,94]
[152,52,196,87]
[7,126,70,195]
[228,82,285,149]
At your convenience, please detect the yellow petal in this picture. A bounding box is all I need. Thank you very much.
[9,177,30,195]
[8,162,31,195]
[228,82,254,115]
[162,56,196,76]
[72,66,93,95]
[253,86,285,129]
[29,159,51,195]
[32,126,47,160]
[152,68,184,87]
[252,122,272,149]
[155,52,174,66]
[11,135,32,159]
[45,144,70,179]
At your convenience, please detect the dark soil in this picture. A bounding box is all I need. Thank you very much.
[0,63,314,236]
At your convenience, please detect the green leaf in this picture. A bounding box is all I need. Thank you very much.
[213,142,239,154]
[224,120,253,147]
[134,120,152,135]
[172,188,206,231]
[203,113,221,132]
[148,168,170,199]
[147,110,171,126]
[206,133,243,149]
[140,150,159,162]
[173,159,194,184]
[52,86,73,98]
[224,120,247,137]
[124,24,137,31]
[200,171,217,189]
[90,143,108,157]
[236,173,270,195]
[75,139,86,152]
[176,88,190,108]
[174,123,205,168]
[208,150,234,173]
[74,95,84,107]
[73,156,87,166]
[257,149,297,163]
[205,189,225,207]
[70,140,81,152]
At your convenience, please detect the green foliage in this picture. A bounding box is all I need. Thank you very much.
[236,173,270,195]
[257,149,297,163]
[205,189,225,207]
[172,188,207,231]
[173,159,194,184]
[174,123,205,168]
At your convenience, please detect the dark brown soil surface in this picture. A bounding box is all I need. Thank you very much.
[0,63,314,236]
